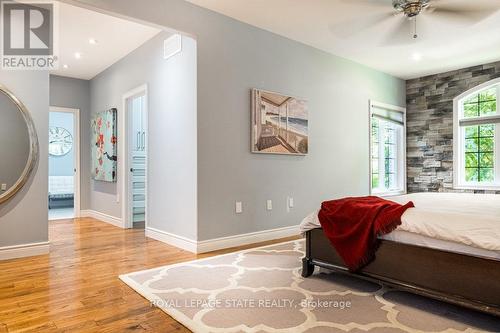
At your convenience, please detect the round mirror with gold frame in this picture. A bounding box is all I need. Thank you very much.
[0,85,39,204]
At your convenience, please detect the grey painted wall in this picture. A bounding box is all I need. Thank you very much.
[49,112,75,177]
[406,61,500,194]
[75,0,405,241]
[49,75,91,209]
[0,92,30,190]
[89,32,198,239]
[0,71,49,247]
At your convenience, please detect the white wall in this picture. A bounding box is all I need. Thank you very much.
[0,71,49,248]
[89,32,198,239]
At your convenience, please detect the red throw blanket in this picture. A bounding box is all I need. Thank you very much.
[318,196,414,272]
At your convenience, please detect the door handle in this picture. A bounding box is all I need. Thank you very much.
[136,132,140,150]
[142,132,146,150]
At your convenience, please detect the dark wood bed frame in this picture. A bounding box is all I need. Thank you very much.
[302,228,500,317]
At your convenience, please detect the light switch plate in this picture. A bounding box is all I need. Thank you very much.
[235,201,243,214]
[266,200,273,211]
[1,183,6,191]
[287,197,294,213]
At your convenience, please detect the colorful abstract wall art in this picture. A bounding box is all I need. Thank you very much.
[91,108,117,182]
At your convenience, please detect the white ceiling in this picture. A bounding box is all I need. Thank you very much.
[185,0,500,79]
[51,3,162,80]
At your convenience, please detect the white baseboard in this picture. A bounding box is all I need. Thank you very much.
[146,225,300,254]
[80,210,124,228]
[0,241,50,261]
[197,225,300,253]
[146,227,197,253]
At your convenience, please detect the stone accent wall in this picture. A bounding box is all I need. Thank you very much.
[406,61,500,193]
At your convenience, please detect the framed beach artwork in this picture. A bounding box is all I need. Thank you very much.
[91,108,118,182]
[252,89,308,155]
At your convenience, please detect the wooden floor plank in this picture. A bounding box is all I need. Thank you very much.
[0,217,298,332]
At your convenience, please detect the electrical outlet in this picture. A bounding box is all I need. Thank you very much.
[1,183,6,191]
[235,201,243,214]
[266,200,273,211]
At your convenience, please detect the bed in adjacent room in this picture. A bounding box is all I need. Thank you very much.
[301,193,500,316]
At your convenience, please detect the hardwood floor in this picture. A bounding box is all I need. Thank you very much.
[0,217,298,332]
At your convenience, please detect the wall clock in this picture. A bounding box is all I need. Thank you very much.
[49,127,73,156]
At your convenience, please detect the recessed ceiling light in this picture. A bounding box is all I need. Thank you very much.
[411,53,422,61]
[63,64,68,69]
[74,52,82,59]
[89,38,98,45]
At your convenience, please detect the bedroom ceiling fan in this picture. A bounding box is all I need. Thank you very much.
[335,0,499,44]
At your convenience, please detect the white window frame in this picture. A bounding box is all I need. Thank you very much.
[453,78,500,191]
[369,100,407,197]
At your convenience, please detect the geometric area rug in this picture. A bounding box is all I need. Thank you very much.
[120,240,500,333]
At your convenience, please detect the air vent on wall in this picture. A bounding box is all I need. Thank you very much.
[164,34,182,59]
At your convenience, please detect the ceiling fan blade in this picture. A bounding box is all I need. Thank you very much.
[428,3,500,24]
[381,16,417,46]
[331,12,397,38]
[338,0,394,8]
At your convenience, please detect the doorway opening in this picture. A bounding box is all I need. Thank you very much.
[123,85,148,229]
[48,107,80,220]
[47,1,197,240]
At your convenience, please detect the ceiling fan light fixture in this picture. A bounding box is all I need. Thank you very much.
[393,0,430,18]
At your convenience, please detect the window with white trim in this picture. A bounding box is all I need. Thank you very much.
[454,81,500,190]
[370,101,406,195]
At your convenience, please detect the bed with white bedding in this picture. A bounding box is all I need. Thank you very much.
[300,192,500,259]
[301,192,500,316]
